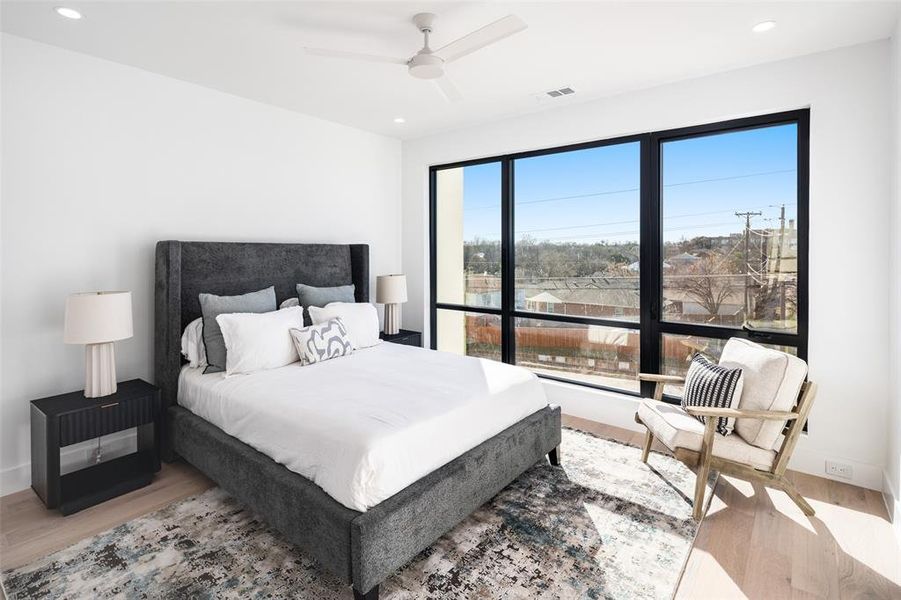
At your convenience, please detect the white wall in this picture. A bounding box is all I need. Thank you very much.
[886,19,901,535]
[402,40,893,491]
[0,34,402,493]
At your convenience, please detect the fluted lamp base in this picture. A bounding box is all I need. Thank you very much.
[85,342,117,398]
[384,303,402,336]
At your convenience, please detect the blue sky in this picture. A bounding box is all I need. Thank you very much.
[457,123,797,244]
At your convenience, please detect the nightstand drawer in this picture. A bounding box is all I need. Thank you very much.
[59,399,156,446]
[380,330,422,347]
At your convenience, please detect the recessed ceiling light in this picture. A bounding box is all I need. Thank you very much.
[752,20,776,33]
[393,117,406,124]
[54,7,83,20]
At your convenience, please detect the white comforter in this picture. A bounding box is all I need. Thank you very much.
[178,343,548,511]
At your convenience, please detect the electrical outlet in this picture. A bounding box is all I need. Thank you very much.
[825,460,852,479]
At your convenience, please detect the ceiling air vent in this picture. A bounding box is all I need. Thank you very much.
[546,86,575,98]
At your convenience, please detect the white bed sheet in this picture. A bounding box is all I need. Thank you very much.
[178,343,548,511]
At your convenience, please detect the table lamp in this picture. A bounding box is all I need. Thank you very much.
[64,291,133,398]
[376,275,407,335]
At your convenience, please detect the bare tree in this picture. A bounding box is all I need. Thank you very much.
[670,253,739,320]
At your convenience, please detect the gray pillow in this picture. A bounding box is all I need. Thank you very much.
[199,286,276,373]
[296,283,355,312]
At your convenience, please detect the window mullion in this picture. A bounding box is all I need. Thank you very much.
[501,157,515,365]
[428,167,437,349]
[796,110,810,363]
[639,134,660,396]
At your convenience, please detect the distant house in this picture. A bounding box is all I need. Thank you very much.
[524,291,565,313]
[523,282,640,318]
[667,252,701,267]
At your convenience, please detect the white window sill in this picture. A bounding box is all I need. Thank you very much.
[540,378,645,434]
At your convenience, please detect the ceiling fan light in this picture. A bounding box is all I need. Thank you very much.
[408,54,444,79]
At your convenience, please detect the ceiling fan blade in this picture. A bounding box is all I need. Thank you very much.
[304,47,408,65]
[436,15,527,63]
[435,75,463,103]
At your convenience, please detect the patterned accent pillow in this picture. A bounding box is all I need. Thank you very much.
[289,318,354,366]
[682,354,744,435]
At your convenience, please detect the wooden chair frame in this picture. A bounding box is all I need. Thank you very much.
[635,373,818,520]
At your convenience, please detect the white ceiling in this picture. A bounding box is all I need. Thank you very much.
[2,1,899,139]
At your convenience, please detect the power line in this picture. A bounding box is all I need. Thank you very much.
[463,168,796,211]
[517,220,740,242]
[466,218,744,241]
[666,169,795,188]
[465,186,637,211]
[517,203,789,234]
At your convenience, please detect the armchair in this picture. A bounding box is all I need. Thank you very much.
[634,338,818,520]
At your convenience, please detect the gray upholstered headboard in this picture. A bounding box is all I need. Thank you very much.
[154,241,369,411]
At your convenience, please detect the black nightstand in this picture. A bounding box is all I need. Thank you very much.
[380,329,422,348]
[30,379,161,515]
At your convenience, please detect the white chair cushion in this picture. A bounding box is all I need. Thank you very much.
[718,338,808,450]
[637,399,776,470]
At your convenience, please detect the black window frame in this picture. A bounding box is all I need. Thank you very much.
[429,109,809,400]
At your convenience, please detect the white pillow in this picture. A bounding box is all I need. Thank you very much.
[308,302,380,349]
[279,297,300,309]
[180,317,207,368]
[216,306,303,375]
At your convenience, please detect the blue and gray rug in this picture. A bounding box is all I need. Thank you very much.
[2,428,713,599]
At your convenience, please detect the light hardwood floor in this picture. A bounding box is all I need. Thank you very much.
[1,461,214,572]
[565,415,901,599]
[2,416,899,599]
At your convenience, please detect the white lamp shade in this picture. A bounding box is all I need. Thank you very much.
[64,291,133,344]
[376,274,407,304]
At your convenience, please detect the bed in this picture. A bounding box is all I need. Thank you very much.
[154,241,561,599]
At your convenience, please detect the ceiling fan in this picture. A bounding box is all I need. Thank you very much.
[304,13,527,103]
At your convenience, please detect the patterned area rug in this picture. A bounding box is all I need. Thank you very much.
[3,428,714,599]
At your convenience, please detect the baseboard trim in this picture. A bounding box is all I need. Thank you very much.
[788,448,884,491]
[1,429,138,497]
[541,379,885,491]
[883,470,901,549]
[0,462,31,497]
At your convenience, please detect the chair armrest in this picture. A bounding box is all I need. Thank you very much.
[683,406,799,421]
[638,373,684,401]
[638,373,685,384]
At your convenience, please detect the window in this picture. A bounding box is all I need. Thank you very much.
[432,161,504,361]
[436,309,501,361]
[435,163,501,309]
[515,318,640,391]
[514,142,641,322]
[430,111,808,398]
[661,125,799,332]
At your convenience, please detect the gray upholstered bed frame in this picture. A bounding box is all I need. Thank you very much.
[154,241,562,599]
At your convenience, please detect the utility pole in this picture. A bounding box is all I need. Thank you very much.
[776,204,786,322]
[736,211,762,321]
